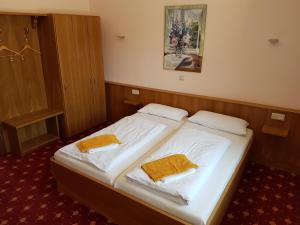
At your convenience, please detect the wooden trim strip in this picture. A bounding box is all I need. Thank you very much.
[105,81,300,114]
[0,12,98,17]
[0,11,47,16]
[206,135,254,225]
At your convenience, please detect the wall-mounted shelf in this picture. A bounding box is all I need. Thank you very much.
[123,99,141,106]
[3,109,63,155]
[261,125,289,138]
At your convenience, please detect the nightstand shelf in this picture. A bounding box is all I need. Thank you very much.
[261,125,289,138]
[123,99,141,106]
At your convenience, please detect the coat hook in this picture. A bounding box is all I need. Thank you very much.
[24,27,30,42]
[116,35,126,39]
[268,38,279,45]
[0,28,3,43]
[31,16,38,29]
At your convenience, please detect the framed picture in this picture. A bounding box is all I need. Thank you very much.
[164,5,207,73]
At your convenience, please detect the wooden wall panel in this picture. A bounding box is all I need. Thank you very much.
[106,82,300,174]
[0,15,48,153]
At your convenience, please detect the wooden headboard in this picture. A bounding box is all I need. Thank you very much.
[105,81,300,175]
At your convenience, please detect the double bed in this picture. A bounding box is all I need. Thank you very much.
[51,104,254,225]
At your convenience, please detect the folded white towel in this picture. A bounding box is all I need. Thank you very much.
[87,144,120,154]
[159,168,197,184]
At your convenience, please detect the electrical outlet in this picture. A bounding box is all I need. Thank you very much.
[271,113,285,121]
[132,89,140,95]
[179,75,184,81]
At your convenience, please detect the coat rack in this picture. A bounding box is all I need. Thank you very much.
[19,27,41,61]
[0,28,22,62]
[0,27,41,62]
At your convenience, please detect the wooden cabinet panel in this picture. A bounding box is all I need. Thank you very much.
[53,15,93,136]
[87,16,106,125]
[42,14,106,137]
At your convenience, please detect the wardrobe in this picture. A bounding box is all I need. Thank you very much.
[39,15,106,137]
[0,13,106,154]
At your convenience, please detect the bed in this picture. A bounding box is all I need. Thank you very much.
[51,109,253,225]
[54,112,185,185]
[115,122,254,225]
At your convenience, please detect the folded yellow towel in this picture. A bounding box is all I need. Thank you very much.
[141,154,198,182]
[76,134,121,153]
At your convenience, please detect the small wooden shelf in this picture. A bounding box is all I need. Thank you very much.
[261,125,289,138]
[123,99,140,106]
[4,109,63,128]
[3,109,63,155]
[22,134,59,154]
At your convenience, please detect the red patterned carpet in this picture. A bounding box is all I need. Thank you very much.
[0,127,299,225]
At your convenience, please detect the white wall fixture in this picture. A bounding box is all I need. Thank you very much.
[268,38,280,45]
[132,89,140,95]
[271,112,285,121]
[116,35,126,39]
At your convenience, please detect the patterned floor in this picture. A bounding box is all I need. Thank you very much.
[221,163,300,225]
[0,127,299,225]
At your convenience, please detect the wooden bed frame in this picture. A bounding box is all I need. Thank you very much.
[50,136,253,225]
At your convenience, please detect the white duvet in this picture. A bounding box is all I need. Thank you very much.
[126,128,232,205]
[59,115,167,172]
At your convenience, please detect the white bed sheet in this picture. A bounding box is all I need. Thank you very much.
[54,113,184,186]
[126,127,232,205]
[115,122,253,225]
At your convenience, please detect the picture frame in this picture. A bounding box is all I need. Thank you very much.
[164,5,207,73]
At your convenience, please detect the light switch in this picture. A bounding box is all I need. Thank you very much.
[271,113,285,121]
[179,75,184,81]
[132,89,140,95]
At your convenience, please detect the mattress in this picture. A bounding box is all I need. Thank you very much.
[115,122,253,225]
[54,113,185,186]
[126,127,232,205]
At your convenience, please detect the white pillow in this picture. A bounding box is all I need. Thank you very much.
[188,111,249,135]
[138,103,188,121]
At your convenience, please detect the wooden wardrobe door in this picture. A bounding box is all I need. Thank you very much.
[52,15,93,136]
[87,17,107,125]
[70,15,94,131]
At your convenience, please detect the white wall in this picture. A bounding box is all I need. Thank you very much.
[0,0,90,13]
[90,0,300,110]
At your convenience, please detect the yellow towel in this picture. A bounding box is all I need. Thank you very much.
[76,134,121,153]
[141,154,198,182]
